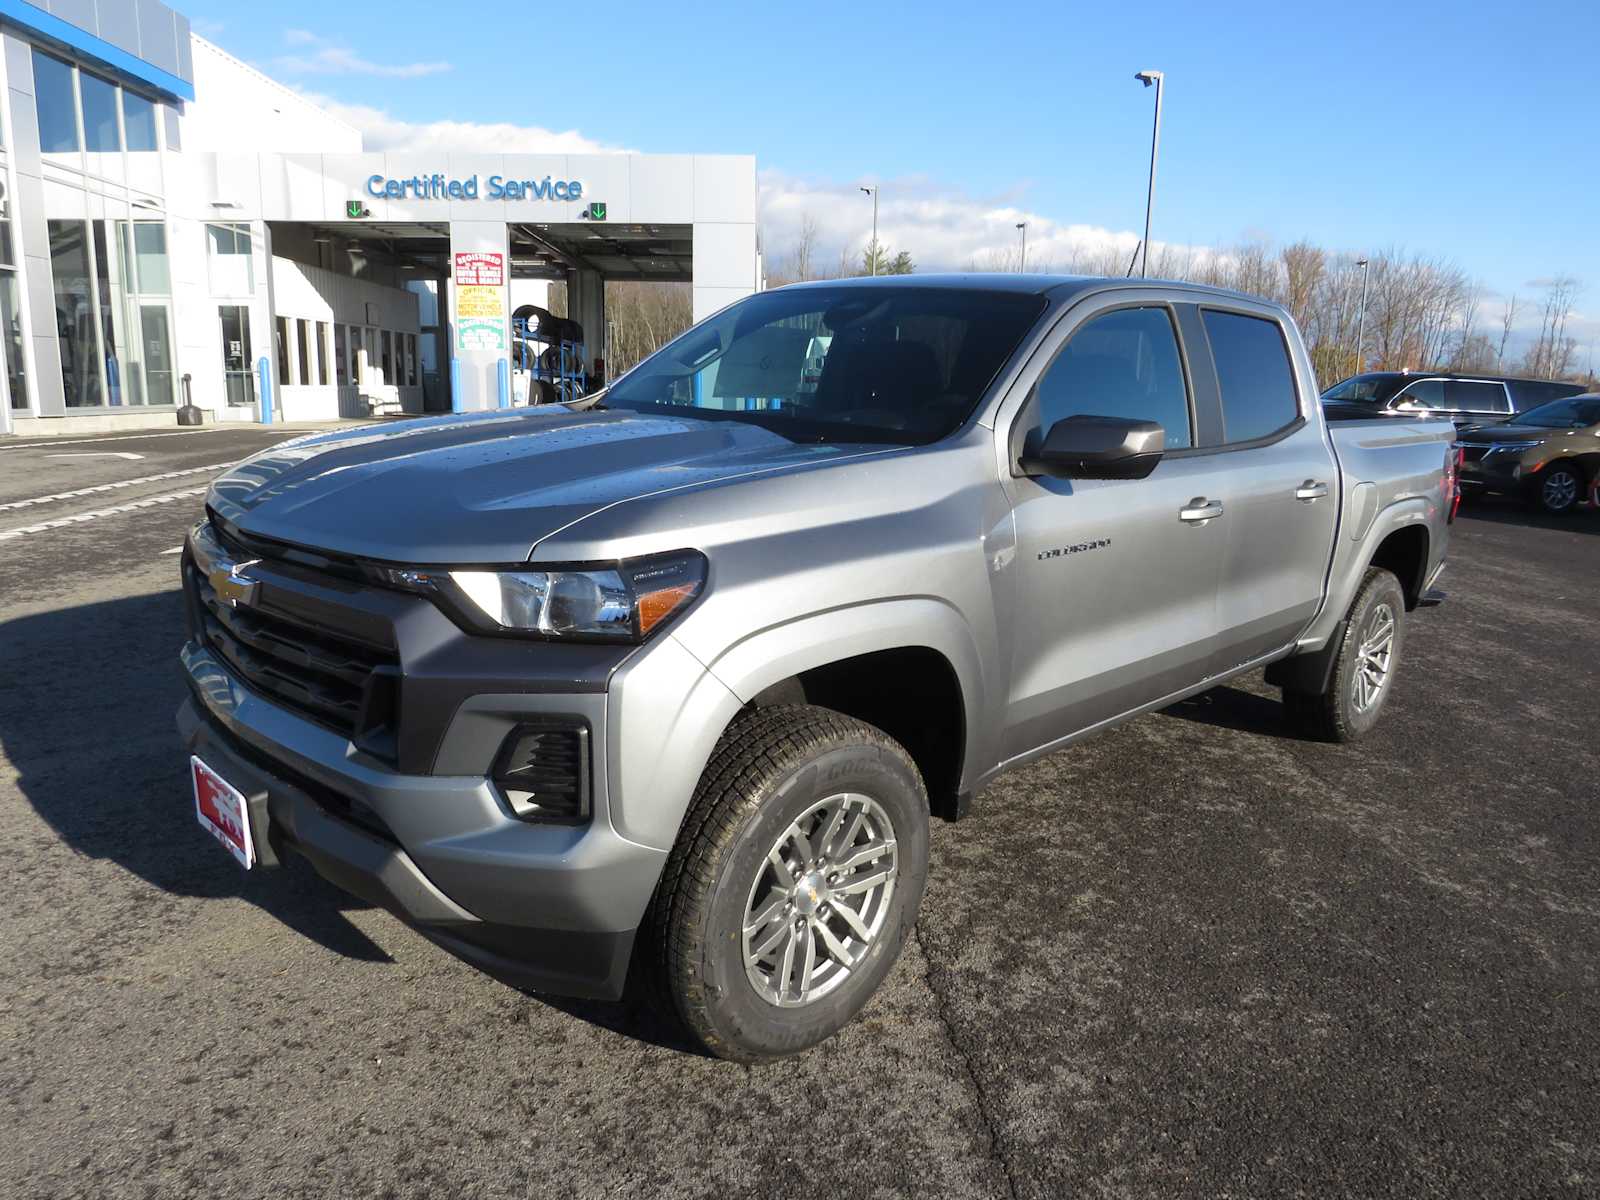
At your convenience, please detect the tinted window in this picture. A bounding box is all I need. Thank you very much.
[123,91,158,151]
[1392,379,1445,410]
[1446,380,1510,413]
[606,286,1047,445]
[80,72,120,152]
[1203,310,1298,441]
[1508,380,1583,410]
[34,51,79,153]
[1034,306,1191,449]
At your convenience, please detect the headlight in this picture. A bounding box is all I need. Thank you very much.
[445,551,706,641]
[1485,441,1540,455]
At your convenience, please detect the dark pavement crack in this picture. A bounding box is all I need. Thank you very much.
[912,919,1022,1200]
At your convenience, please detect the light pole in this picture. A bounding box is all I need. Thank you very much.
[1016,222,1027,272]
[1354,257,1371,375]
[860,186,878,276]
[1134,70,1164,278]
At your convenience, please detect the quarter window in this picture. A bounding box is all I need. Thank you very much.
[1034,306,1192,449]
[1203,310,1299,442]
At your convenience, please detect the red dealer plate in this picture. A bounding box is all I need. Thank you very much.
[191,755,255,869]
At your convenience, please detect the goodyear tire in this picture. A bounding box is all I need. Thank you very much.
[643,705,929,1063]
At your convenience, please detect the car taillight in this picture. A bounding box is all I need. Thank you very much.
[1445,445,1463,522]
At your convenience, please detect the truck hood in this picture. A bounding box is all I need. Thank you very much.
[208,407,891,563]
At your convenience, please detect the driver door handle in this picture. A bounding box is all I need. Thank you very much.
[1179,497,1225,523]
[1295,480,1330,502]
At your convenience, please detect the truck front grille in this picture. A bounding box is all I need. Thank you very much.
[188,561,400,748]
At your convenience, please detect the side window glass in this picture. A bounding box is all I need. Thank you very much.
[1035,307,1191,449]
[1446,381,1509,413]
[1202,310,1299,441]
[1393,379,1445,410]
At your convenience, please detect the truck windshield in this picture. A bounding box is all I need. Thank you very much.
[602,286,1047,444]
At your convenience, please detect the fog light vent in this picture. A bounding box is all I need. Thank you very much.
[492,721,590,823]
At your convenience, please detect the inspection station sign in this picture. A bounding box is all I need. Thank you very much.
[454,251,507,353]
[367,174,584,202]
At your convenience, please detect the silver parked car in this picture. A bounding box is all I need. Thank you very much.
[177,276,1455,1061]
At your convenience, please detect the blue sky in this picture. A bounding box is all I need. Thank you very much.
[184,0,1599,342]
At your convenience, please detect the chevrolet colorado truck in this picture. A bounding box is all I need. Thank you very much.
[177,276,1455,1062]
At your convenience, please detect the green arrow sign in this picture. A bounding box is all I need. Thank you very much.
[586,201,607,221]
[346,200,367,218]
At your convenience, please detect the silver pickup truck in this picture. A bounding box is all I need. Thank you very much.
[177,276,1455,1061]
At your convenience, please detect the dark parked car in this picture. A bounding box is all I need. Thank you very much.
[1457,393,1600,514]
[1321,371,1585,428]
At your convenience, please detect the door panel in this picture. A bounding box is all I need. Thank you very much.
[1211,421,1340,671]
[1004,454,1228,759]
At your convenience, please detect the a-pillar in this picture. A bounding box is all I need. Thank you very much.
[566,267,606,380]
[448,221,510,411]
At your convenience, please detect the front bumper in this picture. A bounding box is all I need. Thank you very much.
[177,641,668,1001]
[1458,450,1527,491]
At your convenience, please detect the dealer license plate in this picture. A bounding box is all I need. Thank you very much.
[191,755,255,869]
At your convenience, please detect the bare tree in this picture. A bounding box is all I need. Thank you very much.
[1496,293,1519,369]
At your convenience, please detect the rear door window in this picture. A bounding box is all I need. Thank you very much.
[1035,306,1192,449]
[1446,380,1510,413]
[1202,310,1299,442]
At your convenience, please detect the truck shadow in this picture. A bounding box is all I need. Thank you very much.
[1162,684,1300,740]
[0,590,393,967]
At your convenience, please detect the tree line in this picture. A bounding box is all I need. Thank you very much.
[556,224,1591,388]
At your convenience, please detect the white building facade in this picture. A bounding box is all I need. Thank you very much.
[0,0,759,435]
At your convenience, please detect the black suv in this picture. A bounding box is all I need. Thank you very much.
[1321,371,1585,428]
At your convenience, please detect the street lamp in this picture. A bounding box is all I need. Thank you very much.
[1134,70,1164,278]
[860,186,878,276]
[1016,222,1027,272]
[1354,257,1371,375]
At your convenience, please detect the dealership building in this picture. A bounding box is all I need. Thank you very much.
[0,0,760,435]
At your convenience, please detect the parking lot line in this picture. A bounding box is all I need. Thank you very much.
[0,463,236,514]
[0,487,208,540]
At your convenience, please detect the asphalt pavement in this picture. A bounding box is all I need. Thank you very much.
[1,428,1596,1199]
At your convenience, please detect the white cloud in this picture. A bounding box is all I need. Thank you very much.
[273,30,450,79]
[758,169,1203,276]
[307,97,627,156]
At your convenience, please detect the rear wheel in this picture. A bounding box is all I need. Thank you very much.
[1530,462,1585,515]
[1283,567,1406,743]
[643,705,930,1063]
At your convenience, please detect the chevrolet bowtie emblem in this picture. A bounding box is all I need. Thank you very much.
[209,558,262,608]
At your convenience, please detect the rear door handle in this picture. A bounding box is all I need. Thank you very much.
[1295,480,1330,502]
[1179,498,1225,523]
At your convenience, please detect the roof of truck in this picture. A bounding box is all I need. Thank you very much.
[777,273,1277,308]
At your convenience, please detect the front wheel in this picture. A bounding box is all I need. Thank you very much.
[1283,566,1406,743]
[1531,462,1586,515]
[643,705,930,1063]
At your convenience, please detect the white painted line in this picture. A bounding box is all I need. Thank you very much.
[161,546,184,554]
[0,462,235,513]
[0,487,207,540]
[45,451,146,460]
[0,428,241,451]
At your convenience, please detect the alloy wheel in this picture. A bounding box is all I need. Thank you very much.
[1352,601,1396,714]
[742,792,899,1008]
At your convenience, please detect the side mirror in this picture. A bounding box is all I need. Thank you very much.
[1020,414,1165,480]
